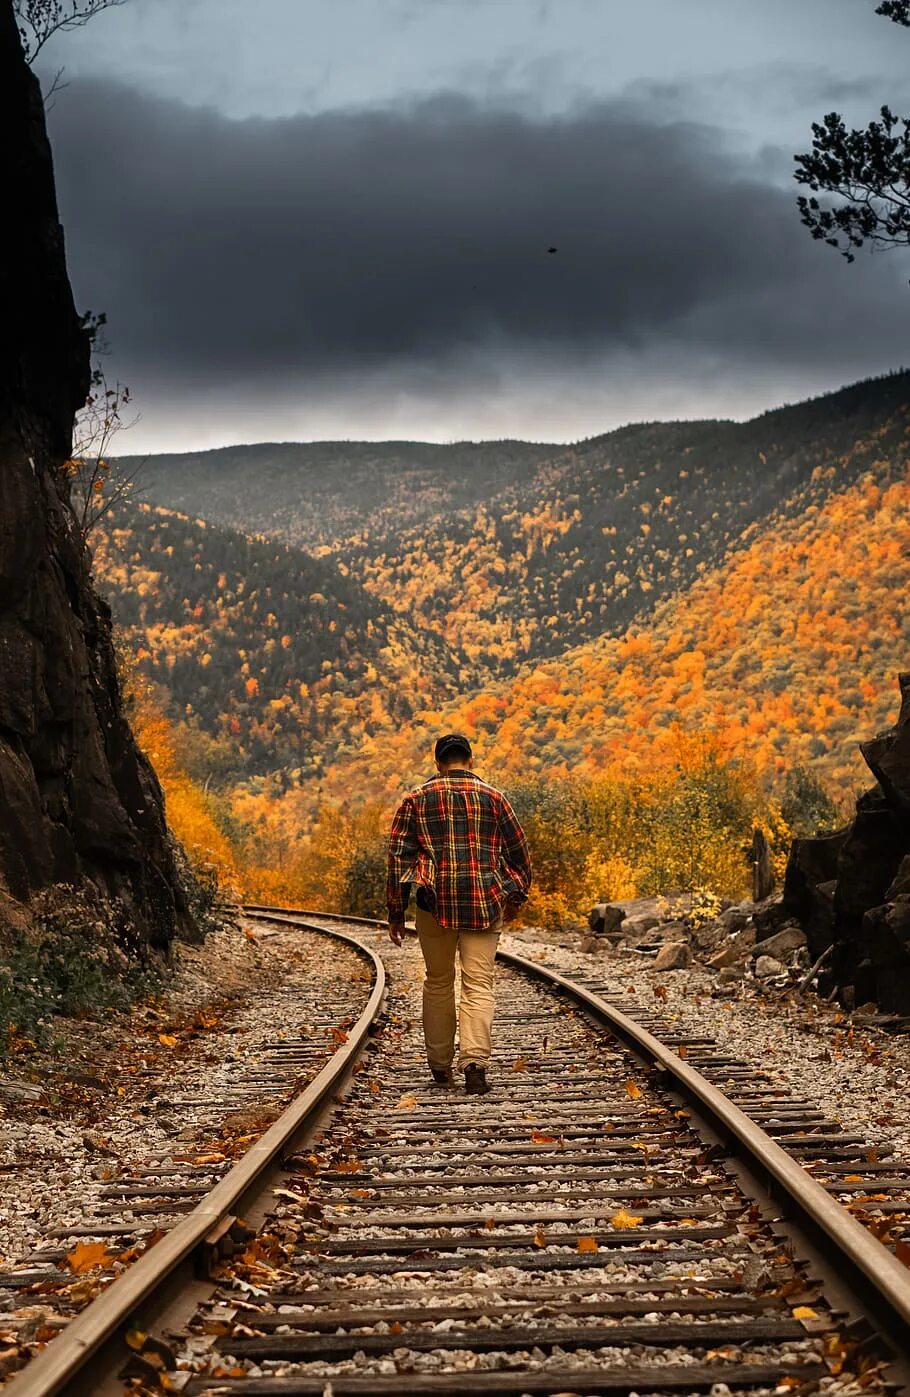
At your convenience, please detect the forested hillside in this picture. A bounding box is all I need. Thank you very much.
[309,458,910,808]
[121,372,910,682]
[92,503,461,781]
[98,370,910,917]
[119,439,558,550]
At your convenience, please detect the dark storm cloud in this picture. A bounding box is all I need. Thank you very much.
[48,79,905,388]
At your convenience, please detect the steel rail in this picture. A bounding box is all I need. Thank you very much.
[10,918,385,1397]
[240,906,910,1362]
[496,944,910,1361]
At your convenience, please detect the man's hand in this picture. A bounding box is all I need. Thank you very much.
[502,902,521,924]
[388,921,406,946]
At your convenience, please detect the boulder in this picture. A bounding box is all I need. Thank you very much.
[588,903,625,935]
[652,941,691,971]
[754,955,787,978]
[860,673,910,812]
[717,902,754,934]
[751,892,788,937]
[622,913,660,938]
[750,924,807,962]
[886,854,910,900]
[709,941,747,970]
[779,677,910,1011]
[657,920,689,940]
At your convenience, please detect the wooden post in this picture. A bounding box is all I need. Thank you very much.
[750,827,774,901]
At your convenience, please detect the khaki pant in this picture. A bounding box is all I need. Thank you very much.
[415,906,501,1070]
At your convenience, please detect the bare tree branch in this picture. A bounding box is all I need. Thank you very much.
[63,368,144,546]
[13,0,127,62]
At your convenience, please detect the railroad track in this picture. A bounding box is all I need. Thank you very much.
[8,905,910,1396]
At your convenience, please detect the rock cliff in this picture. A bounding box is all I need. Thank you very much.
[0,3,194,946]
[783,672,910,1012]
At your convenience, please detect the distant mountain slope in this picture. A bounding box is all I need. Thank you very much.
[125,372,910,684]
[346,373,910,676]
[116,439,559,550]
[92,502,461,781]
[306,454,910,809]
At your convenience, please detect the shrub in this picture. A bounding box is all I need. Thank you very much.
[0,886,161,1057]
[780,765,841,835]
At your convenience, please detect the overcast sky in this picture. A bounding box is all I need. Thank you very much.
[39,0,910,452]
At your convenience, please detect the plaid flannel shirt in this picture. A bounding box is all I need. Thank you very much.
[386,769,532,931]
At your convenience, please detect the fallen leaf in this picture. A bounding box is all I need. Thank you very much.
[865,1147,879,1163]
[512,1057,528,1072]
[395,1094,418,1109]
[389,1320,403,1335]
[610,1208,644,1230]
[158,1033,178,1048]
[64,1240,114,1275]
[792,1305,819,1320]
[531,1129,556,1144]
[576,1235,599,1253]
[485,1218,496,1230]
[125,1329,148,1351]
[896,1239,910,1268]
[678,1045,688,1059]
[369,1080,381,1095]
[533,1226,547,1248]
[623,1079,642,1100]
[333,1159,364,1174]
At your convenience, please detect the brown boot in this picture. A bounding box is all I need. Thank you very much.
[464,1063,490,1095]
[431,1067,455,1087]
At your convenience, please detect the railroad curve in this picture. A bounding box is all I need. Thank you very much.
[8,906,910,1397]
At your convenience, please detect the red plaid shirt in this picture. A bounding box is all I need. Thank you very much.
[387,769,532,930]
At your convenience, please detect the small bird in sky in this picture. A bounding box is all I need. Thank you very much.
[547,246,558,254]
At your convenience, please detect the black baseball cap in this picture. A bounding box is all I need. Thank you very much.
[435,733,473,763]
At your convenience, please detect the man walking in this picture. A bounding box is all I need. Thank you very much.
[386,734,533,1095]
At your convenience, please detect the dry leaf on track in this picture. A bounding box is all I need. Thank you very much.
[623,1079,642,1100]
[576,1235,599,1253]
[64,1240,114,1275]
[395,1094,418,1109]
[610,1208,644,1230]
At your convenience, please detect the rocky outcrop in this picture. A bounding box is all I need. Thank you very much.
[0,4,194,947]
[781,672,910,1012]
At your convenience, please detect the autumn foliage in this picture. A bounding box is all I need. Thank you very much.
[92,375,910,925]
